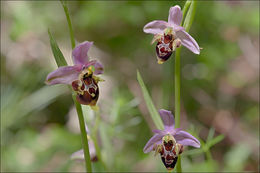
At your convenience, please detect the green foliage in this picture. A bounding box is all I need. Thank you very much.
[137,70,164,130]
[48,29,67,67]
[183,1,197,32]
[1,1,259,172]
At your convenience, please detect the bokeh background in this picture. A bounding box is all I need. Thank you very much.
[1,1,259,172]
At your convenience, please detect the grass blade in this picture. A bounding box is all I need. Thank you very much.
[183,1,197,32]
[48,29,67,67]
[136,70,164,130]
[208,135,225,148]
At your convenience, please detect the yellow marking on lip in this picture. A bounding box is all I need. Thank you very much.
[157,59,165,64]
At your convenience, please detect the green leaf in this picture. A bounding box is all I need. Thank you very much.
[183,1,197,32]
[181,0,192,26]
[206,127,215,143]
[136,70,164,130]
[48,29,68,67]
[208,134,225,148]
[60,0,75,49]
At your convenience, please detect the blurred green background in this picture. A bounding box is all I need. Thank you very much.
[1,1,259,172]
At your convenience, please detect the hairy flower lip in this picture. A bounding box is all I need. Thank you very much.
[143,5,200,55]
[143,109,200,154]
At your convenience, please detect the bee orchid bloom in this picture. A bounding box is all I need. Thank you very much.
[45,41,104,107]
[143,109,200,170]
[143,5,200,64]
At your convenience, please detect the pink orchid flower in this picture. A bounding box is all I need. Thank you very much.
[46,41,104,106]
[143,109,200,170]
[143,5,200,64]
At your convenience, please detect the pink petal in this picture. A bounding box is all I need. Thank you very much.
[84,60,104,75]
[143,133,164,153]
[152,129,162,134]
[159,109,175,130]
[168,5,183,26]
[176,30,200,54]
[143,20,168,35]
[173,130,200,148]
[45,65,81,85]
[72,41,93,65]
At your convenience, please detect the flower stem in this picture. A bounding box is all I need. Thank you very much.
[61,1,92,172]
[174,47,181,129]
[174,1,198,172]
[61,0,76,49]
[73,95,92,172]
[174,46,182,173]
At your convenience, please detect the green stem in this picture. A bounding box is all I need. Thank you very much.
[206,149,213,161]
[73,95,92,172]
[61,1,92,172]
[176,156,182,173]
[174,46,182,173]
[174,1,198,172]
[174,47,181,129]
[61,0,76,49]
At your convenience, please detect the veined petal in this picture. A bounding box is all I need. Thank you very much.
[168,5,183,26]
[159,109,175,130]
[143,133,164,153]
[45,65,81,85]
[72,41,93,65]
[174,130,200,148]
[176,30,200,54]
[143,20,168,35]
[84,60,104,75]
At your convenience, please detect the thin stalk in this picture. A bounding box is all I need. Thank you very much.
[174,47,182,173]
[61,1,92,172]
[174,1,198,172]
[176,155,182,173]
[73,95,92,172]
[61,0,76,49]
[205,149,213,161]
[174,47,181,129]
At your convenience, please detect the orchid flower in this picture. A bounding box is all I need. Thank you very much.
[143,109,200,170]
[143,5,200,64]
[45,41,104,107]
